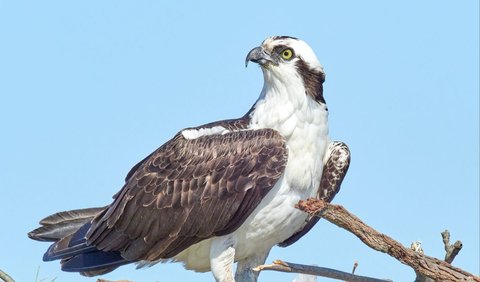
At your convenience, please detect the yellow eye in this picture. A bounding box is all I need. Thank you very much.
[281,48,293,60]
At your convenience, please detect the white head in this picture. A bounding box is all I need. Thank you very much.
[246,36,326,104]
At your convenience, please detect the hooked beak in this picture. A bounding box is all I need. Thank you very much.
[245,46,277,67]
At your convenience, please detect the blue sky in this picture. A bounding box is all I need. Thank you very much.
[0,1,478,281]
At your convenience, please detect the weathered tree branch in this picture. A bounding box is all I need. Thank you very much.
[442,230,463,264]
[253,259,391,282]
[295,199,479,282]
[413,230,465,282]
[410,241,434,282]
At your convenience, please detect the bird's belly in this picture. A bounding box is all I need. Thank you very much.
[232,176,315,259]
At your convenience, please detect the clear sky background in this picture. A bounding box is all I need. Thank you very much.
[0,1,478,282]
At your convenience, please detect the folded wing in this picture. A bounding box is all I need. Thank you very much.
[83,129,288,262]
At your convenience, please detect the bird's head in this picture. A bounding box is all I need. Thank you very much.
[246,36,326,104]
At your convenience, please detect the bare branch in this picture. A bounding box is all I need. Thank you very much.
[352,261,359,275]
[296,199,480,282]
[442,230,463,264]
[0,269,14,282]
[253,260,391,282]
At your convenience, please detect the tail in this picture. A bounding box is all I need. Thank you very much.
[28,207,131,277]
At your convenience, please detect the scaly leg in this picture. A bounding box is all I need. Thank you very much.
[234,249,270,282]
[210,235,237,282]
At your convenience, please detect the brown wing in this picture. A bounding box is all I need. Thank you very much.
[86,129,288,261]
[278,141,350,247]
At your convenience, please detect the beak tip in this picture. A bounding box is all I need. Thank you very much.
[245,46,262,67]
[245,46,275,68]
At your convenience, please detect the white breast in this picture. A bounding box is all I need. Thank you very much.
[231,79,329,258]
[250,71,329,191]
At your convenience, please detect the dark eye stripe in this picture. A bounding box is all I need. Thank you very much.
[272,45,288,55]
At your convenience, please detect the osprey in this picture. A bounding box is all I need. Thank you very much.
[29,36,350,282]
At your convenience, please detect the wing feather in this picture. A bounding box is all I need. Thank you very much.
[86,129,287,261]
